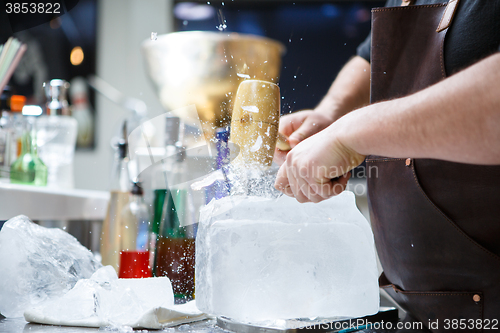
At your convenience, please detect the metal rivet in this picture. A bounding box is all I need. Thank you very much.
[405,158,411,167]
[473,294,481,302]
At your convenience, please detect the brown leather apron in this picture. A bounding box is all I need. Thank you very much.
[366,0,500,331]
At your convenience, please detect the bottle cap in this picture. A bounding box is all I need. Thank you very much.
[10,95,26,112]
[131,181,144,196]
[117,141,128,159]
[117,120,128,158]
[43,79,70,116]
[1,86,12,111]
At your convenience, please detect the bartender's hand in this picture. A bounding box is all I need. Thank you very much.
[274,122,365,203]
[274,110,335,165]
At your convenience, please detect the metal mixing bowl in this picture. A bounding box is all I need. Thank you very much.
[142,31,285,138]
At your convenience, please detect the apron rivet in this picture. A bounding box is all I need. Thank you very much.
[473,294,481,303]
[405,158,412,167]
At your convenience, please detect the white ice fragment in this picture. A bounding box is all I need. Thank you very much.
[0,215,101,318]
[99,324,134,332]
[237,73,251,79]
[249,136,263,152]
[216,23,227,31]
[241,105,259,113]
[150,32,157,41]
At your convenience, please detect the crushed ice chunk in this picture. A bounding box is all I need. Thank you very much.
[24,266,182,328]
[0,215,101,318]
[99,324,134,332]
[216,23,227,31]
[249,136,263,152]
[150,32,157,41]
[241,105,259,113]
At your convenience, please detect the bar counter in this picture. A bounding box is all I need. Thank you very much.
[0,316,410,333]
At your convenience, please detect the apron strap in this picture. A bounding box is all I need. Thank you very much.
[400,0,415,6]
[436,0,460,32]
[400,0,460,32]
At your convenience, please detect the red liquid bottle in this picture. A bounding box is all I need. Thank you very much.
[119,250,150,278]
[118,181,152,278]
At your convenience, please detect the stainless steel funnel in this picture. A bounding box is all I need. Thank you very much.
[142,31,285,138]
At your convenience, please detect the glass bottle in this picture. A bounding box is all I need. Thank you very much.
[0,87,13,177]
[69,77,94,148]
[150,116,182,276]
[100,132,131,273]
[205,127,231,202]
[8,95,26,162]
[154,142,196,302]
[118,181,151,279]
[10,116,47,186]
[37,79,77,189]
[0,89,25,178]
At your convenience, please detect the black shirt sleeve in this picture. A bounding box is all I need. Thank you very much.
[356,0,401,63]
[356,34,371,63]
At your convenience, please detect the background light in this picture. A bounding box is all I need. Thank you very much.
[70,46,84,66]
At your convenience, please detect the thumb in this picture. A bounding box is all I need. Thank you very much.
[288,118,319,147]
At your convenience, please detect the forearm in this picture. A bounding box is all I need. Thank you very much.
[338,53,500,164]
[315,56,371,120]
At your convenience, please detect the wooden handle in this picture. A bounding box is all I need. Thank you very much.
[230,80,281,168]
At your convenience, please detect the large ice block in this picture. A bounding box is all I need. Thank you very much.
[195,191,379,323]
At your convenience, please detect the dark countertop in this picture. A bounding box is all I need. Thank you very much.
[0,316,422,333]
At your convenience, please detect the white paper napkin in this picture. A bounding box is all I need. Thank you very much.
[23,266,207,329]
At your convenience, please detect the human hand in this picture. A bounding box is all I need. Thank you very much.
[274,110,335,165]
[274,122,365,203]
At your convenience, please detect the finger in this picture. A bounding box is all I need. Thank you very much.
[307,182,333,203]
[285,163,312,203]
[288,117,322,147]
[293,167,319,203]
[331,173,351,196]
[294,185,312,203]
[274,164,290,192]
[273,148,288,166]
[278,111,311,137]
[282,184,295,197]
[279,113,313,148]
[315,173,350,198]
[326,172,351,197]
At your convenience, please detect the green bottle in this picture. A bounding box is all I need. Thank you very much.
[153,144,196,301]
[10,117,47,186]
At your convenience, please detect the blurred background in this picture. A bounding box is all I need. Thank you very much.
[1,0,383,191]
